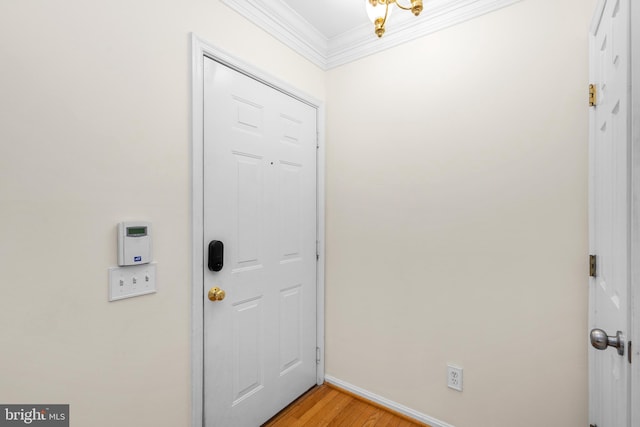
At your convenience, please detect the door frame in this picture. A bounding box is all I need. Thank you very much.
[189,34,326,427]
[632,0,640,424]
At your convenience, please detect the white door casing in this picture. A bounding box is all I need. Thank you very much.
[589,1,631,426]
[191,36,326,427]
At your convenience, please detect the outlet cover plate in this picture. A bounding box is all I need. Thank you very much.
[108,262,157,301]
[447,364,463,391]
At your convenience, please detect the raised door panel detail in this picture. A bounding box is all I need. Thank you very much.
[279,162,302,262]
[610,351,622,425]
[595,113,611,294]
[599,34,608,107]
[611,0,621,65]
[279,285,303,375]
[233,96,264,135]
[281,114,302,145]
[232,297,264,406]
[608,98,623,309]
[234,153,264,271]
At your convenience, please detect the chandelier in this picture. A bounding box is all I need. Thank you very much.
[366,0,423,38]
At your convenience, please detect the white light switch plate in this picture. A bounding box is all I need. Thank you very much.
[108,262,157,301]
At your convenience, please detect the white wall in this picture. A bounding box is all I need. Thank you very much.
[0,1,324,426]
[325,0,595,426]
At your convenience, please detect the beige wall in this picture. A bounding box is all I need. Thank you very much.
[325,0,595,426]
[0,1,324,426]
[1,0,596,426]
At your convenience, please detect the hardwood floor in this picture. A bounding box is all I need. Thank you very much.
[263,384,430,427]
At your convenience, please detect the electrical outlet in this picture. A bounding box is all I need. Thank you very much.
[447,364,463,391]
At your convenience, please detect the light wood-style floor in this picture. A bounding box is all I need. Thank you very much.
[263,384,430,427]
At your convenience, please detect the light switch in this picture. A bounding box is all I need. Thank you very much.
[108,262,157,301]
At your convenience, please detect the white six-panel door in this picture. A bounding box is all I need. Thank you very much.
[203,57,318,426]
[589,1,631,426]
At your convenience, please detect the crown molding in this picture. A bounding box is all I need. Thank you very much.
[221,0,329,67]
[221,0,524,70]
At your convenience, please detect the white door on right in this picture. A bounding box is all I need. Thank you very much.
[589,1,631,426]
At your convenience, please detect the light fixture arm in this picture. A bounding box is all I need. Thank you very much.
[395,0,423,16]
[377,2,390,37]
[368,0,423,38]
[368,0,392,38]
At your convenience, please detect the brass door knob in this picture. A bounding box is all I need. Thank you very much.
[208,287,226,302]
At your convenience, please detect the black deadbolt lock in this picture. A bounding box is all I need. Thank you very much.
[208,240,224,272]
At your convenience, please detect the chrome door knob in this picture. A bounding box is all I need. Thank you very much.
[590,328,624,356]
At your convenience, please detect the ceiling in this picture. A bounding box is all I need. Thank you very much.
[280,0,369,40]
[221,0,524,70]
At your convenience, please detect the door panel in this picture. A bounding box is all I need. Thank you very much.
[589,0,631,425]
[232,298,263,405]
[203,57,317,426]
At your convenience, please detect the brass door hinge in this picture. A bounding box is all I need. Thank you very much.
[589,255,597,277]
[589,84,597,107]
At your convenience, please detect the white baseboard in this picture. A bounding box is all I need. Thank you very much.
[323,375,455,427]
